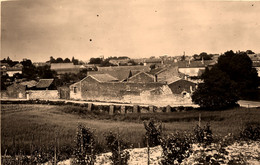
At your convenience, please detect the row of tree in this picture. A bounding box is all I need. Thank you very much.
[47,56,80,65]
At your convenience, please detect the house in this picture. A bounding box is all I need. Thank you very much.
[0,62,9,75]
[177,60,215,77]
[33,62,50,67]
[6,83,27,99]
[6,63,23,77]
[70,74,119,100]
[249,54,260,77]
[143,58,163,66]
[109,57,130,66]
[26,79,59,99]
[148,66,183,83]
[168,79,196,97]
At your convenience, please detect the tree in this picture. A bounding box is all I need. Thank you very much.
[192,50,259,109]
[49,56,56,63]
[36,65,56,79]
[200,52,212,60]
[100,59,114,67]
[56,57,64,63]
[192,67,238,109]
[72,56,79,65]
[180,55,186,61]
[217,50,258,99]
[246,50,255,54]
[64,58,71,63]
[21,59,37,79]
[89,58,102,64]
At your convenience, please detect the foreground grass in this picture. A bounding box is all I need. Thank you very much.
[1,104,260,159]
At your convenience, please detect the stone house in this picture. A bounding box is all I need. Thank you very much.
[6,83,26,99]
[177,60,216,77]
[6,63,23,77]
[70,73,165,102]
[148,66,183,83]
[168,79,196,97]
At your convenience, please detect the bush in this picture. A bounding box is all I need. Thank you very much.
[160,132,192,165]
[193,123,213,145]
[143,119,162,147]
[73,124,96,165]
[105,131,130,165]
[240,123,260,141]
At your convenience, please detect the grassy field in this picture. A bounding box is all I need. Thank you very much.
[1,104,260,159]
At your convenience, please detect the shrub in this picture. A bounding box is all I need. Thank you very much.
[105,131,130,165]
[73,124,96,165]
[193,123,213,145]
[143,119,162,147]
[160,132,192,165]
[240,122,260,141]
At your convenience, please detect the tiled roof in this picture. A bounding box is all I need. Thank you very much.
[177,60,215,68]
[148,67,166,75]
[90,74,118,82]
[165,76,182,84]
[90,66,150,81]
[35,79,54,88]
[20,80,37,88]
[88,70,130,81]
[127,71,154,80]
[97,65,150,72]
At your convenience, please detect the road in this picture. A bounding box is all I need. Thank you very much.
[238,100,260,108]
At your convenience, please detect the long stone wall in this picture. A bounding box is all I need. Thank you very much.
[28,90,59,99]
[0,99,198,115]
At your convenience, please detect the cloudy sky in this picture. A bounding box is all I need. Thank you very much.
[1,0,260,62]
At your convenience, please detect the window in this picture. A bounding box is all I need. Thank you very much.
[73,87,77,93]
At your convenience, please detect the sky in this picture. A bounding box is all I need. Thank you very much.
[1,0,260,62]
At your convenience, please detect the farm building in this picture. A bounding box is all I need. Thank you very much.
[177,60,216,77]
[148,66,184,83]
[70,73,165,102]
[69,72,196,105]
[6,83,27,99]
[168,79,197,97]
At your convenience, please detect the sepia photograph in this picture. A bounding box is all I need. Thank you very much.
[1,0,260,164]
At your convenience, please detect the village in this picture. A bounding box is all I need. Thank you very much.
[1,53,216,105]
[1,51,260,107]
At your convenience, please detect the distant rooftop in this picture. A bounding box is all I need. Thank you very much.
[89,74,119,82]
